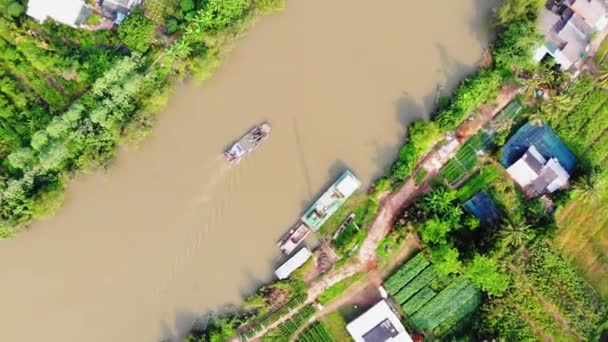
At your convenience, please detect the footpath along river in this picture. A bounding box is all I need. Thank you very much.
[0,0,497,340]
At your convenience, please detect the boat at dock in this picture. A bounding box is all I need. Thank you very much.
[224,122,271,164]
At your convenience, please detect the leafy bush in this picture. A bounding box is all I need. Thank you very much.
[466,255,509,297]
[118,10,156,53]
[435,69,502,131]
[492,19,542,70]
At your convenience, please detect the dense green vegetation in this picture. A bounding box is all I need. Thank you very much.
[0,0,285,237]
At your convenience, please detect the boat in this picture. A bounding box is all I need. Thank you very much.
[224,122,271,164]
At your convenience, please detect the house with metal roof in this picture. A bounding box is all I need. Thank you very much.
[26,0,91,27]
[506,145,570,196]
[100,0,142,24]
[346,300,412,342]
[533,0,608,75]
[274,247,312,280]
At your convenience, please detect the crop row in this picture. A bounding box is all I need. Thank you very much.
[518,244,607,338]
[440,159,467,184]
[297,322,333,342]
[261,305,316,342]
[384,253,430,295]
[411,280,480,332]
[394,266,438,304]
[402,286,436,316]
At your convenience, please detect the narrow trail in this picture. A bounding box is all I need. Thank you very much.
[247,84,520,341]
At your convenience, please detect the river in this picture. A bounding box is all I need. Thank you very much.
[0,0,497,340]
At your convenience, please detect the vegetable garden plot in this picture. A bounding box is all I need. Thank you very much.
[262,304,316,342]
[492,99,522,123]
[410,277,481,333]
[297,322,333,342]
[515,243,607,338]
[384,253,430,295]
[402,286,436,316]
[394,266,438,304]
[440,131,494,184]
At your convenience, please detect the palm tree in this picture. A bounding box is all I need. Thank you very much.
[572,175,599,204]
[499,220,532,249]
[528,107,544,126]
[598,66,608,89]
[521,74,543,99]
[492,118,514,132]
[542,94,573,122]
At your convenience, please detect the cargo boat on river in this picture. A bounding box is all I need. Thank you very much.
[224,122,271,164]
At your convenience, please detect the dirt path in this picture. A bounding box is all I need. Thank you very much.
[247,84,520,341]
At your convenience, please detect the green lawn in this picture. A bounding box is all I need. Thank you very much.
[320,311,353,341]
[414,168,428,185]
[318,193,367,236]
[318,273,364,305]
[595,36,608,66]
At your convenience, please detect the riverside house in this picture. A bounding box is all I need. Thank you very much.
[533,0,608,76]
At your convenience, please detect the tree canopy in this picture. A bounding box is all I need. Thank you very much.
[466,255,510,297]
[118,10,156,53]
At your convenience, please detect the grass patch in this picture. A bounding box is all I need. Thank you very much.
[414,168,428,185]
[595,36,608,65]
[318,193,367,236]
[456,164,500,202]
[320,311,353,342]
[318,273,364,305]
[555,199,608,298]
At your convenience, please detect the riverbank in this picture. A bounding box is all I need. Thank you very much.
[0,1,498,341]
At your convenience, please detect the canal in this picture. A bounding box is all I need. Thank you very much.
[0,0,497,340]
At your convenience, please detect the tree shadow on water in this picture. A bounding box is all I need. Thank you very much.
[159,309,204,342]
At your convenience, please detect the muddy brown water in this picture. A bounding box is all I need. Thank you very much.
[0,0,497,340]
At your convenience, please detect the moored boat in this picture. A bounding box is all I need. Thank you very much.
[224,122,271,164]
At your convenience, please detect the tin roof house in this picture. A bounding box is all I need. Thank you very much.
[501,122,576,197]
[100,0,142,24]
[506,145,570,196]
[533,0,608,76]
[346,300,412,342]
[26,0,91,27]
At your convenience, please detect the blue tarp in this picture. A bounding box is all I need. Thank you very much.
[463,191,502,226]
[500,122,577,173]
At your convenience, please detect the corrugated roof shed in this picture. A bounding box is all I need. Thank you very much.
[274,247,312,280]
[346,300,412,342]
[27,0,88,27]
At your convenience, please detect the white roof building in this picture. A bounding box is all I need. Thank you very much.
[533,0,608,75]
[26,0,90,27]
[346,300,412,342]
[274,247,312,280]
[507,145,570,196]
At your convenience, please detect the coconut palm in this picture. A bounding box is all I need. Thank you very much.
[492,118,514,132]
[542,94,573,122]
[499,220,533,249]
[572,174,600,204]
[528,107,544,126]
[598,66,608,89]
